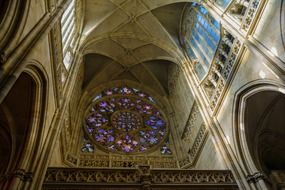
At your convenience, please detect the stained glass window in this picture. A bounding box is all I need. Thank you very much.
[84,86,168,154]
[181,3,221,80]
[61,0,76,69]
[160,140,172,155]
[81,135,95,153]
[92,86,156,103]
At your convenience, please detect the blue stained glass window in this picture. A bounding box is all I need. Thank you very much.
[61,0,76,70]
[211,18,220,30]
[187,47,196,58]
[182,3,221,79]
[84,86,168,154]
[195,26,215,53]
[191,35,210,66]
[198,6,208,15]
[195,63,207,80]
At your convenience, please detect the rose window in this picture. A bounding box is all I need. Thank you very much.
[111,111,142,131]
[84,87,168,154]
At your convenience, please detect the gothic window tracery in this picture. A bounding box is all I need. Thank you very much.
[61,0,76,69]
[181,3,221,80]
[84,86,168,154]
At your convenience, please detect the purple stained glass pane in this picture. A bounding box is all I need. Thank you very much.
[149,137,157,144]
[156,120,164,127]
[87,127,93,133]
[98,129,105,134]
[107,135,115,142]
[140,137,146,143]
[95,134,105,142]
[140,146,147,152]
[100,101,108,107]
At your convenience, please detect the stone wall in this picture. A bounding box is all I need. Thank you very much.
[194,136,227,170]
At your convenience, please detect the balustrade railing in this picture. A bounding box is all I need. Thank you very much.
[211,0,262,32]
[65,154,178,169]
[43,166,238,189]
[201,28,242,111]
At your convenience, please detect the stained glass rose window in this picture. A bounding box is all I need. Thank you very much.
[84,87,168,154]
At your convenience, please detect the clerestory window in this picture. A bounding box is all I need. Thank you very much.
[61,0,76,69]
[181,3,221,80]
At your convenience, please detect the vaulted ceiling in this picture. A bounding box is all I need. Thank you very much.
[79,0,195,96]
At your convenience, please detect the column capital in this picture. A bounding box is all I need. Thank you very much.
[13,169,33,182]
[246,171,265,183]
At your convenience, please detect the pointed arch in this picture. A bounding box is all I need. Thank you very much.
[233,80,285,189]
[0,63,47,189]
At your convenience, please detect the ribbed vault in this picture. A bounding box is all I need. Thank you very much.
[79,0,196,96]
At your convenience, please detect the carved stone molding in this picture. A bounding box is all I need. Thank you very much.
[181,102,199,145]
[43,167,238,189]
[222,0,262,32]
[241,0,261,31]
[66,154,78,166]
[179,124,208,168]
[168,64,181,95]
[246,171,265,183]
[50,21,65,104]
[202,29,242,112]
[66,154,178,169]
[150,170,236,184]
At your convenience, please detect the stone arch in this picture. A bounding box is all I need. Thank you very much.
[0,64,47,189]
[233,80,285,190]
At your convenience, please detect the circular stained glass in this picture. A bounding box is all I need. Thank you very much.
[111,111,142,131]
[84,87,168,154]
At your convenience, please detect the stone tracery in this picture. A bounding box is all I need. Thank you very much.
[84,86,168,154]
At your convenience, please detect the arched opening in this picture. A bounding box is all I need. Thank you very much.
[243,90,285,188]
[0,1,9,23]
[0,72,36,186]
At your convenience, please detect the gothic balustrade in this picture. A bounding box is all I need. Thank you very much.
[43,167,238,189]
[65,154,178,169]
[210,0,262,32]
[206,0,263,35]
[238,0,261,31]
[202,28,242,112]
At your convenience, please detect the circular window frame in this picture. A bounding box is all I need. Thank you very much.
[83,91,169,155]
